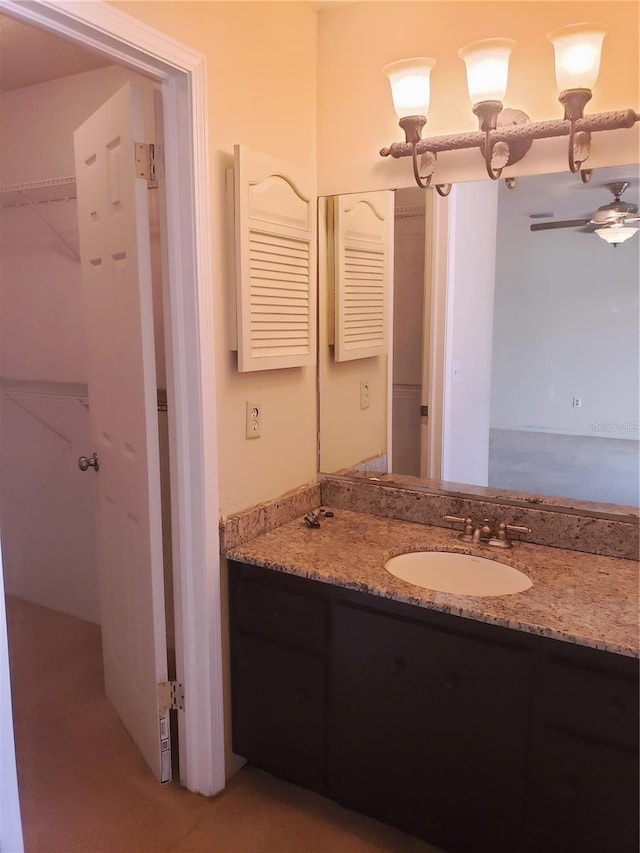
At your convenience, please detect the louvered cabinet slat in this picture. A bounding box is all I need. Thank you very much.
[331,191,394,362]
[231,145,317,371]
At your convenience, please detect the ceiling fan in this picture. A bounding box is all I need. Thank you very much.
[530,182,640,245]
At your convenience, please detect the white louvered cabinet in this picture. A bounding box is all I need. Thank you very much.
[329,191,394,363]
[231,145,316,372]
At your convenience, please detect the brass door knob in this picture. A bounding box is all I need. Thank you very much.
[78,452,99,472]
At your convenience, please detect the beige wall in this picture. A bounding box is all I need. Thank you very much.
[110,1,639,512]
[317,1,640,195]
[113,1,319,515]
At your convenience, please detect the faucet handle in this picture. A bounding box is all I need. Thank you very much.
[443,515,474,542]
[505,524,531,538]
[488,521,531,549]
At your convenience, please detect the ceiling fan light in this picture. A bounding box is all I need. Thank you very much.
[594,225,638,246]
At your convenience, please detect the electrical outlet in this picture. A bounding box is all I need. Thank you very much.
[572,397,582,409]
[245,402,261,439]
[360,381,370,410]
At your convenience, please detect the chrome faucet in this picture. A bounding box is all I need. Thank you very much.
[442,515,531,549]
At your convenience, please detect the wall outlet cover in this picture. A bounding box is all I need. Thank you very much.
[245,402,261,439]
[360,381,370,410]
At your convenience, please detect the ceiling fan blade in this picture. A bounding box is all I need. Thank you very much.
[530,218,590,232]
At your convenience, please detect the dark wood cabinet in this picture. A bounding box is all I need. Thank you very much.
[328,603,426,834]
[328,602,531,852]
[419,626,530,852]
[528,650,639,853]
[228,561,639,853]
[231,633,326,789]
[229,570,328,789]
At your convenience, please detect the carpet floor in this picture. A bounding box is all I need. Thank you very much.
[6,596,437,853]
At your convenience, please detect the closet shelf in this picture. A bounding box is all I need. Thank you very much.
[0,177,77,208]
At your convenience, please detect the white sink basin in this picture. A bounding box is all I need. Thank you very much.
[384,551,532,596]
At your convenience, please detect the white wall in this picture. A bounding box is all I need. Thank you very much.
[0,388,100,622]
[442,181,499,486]
[0,65,148,188]
[491,190,640,439]
[0,66,155,623]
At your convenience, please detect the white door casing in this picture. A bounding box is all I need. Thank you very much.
[0,0,225,796]
[419,190,437,479]
[74,83,170,782]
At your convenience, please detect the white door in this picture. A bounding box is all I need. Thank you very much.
[73,83,171,783]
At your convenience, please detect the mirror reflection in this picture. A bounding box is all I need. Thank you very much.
[318,164,639,510]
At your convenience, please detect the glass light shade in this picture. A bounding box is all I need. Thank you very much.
[594,225,638,246]
[458,38,515,104]
[547,23,606,91]
[383,57,436,119]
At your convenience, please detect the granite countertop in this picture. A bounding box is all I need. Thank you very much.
[226,507,640,658]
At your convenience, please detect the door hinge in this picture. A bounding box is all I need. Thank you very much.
[420,405,429,417]
[135,142,158,188]
[158,680,184,713]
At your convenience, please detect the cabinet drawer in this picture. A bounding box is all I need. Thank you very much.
[540,659,638,748]
[235,576,326,652]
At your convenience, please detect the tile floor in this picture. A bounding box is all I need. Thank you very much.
[6,596,438,853]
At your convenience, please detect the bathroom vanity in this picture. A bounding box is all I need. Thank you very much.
[227,508,639,853]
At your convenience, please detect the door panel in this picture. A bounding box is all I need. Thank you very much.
[73,83,170,782]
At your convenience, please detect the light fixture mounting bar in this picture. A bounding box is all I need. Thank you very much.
[380,108,639,159]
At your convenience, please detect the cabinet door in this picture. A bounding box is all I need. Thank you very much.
[420,629,530,853]
[328,603,425,834]
[529,727,639,853]
[232,633,325,789]
[530,653,639,853]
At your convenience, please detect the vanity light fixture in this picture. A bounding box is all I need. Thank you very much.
[380,24,639,190]
[458,38,516,179]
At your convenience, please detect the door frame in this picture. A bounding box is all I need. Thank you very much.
[423,191,451,481]
[0,0,224,796]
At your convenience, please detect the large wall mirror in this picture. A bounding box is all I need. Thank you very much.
[318,163,639,514]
